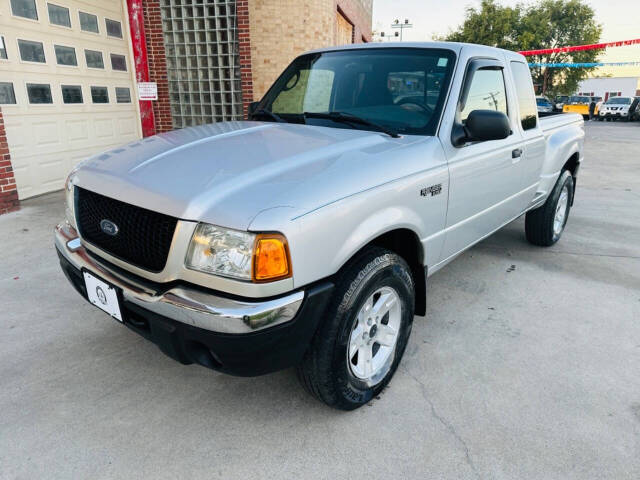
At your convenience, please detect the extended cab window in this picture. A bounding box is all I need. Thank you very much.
[262,48,456,136]
[510,61,537,130]
[460,68,507,122]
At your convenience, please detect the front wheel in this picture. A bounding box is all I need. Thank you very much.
[297,247,415,410]
[525,170,574,246]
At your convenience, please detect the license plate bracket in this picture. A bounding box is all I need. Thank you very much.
[83,270,123,322]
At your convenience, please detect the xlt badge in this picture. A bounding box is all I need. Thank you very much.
[421,184,442,197]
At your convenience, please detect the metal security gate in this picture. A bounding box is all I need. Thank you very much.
[160,0,243,128]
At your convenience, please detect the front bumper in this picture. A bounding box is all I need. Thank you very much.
[599,111,628,118]
[55,222,333,376]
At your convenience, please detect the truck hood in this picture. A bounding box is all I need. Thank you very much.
[74,121,431,230]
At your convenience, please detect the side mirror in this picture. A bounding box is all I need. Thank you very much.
[248,101,260,117]
[453,110,511,146]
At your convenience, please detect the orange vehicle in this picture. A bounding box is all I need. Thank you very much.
[563,95,602,119]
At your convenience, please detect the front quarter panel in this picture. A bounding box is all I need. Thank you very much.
[251,138,449,289]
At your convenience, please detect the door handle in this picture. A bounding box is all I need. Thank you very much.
[512,148,523,159]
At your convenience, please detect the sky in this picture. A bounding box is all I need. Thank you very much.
[372,0,640,78]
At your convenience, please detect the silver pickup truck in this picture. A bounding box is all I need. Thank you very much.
[55,42,584,410]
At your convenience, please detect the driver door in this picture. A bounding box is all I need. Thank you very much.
[439,59,525,261]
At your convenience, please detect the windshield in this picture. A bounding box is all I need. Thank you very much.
[536,98,550,105]
[258,48,457,136]
[605,97,632,105]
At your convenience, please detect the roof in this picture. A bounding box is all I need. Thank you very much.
[303,41,526,62]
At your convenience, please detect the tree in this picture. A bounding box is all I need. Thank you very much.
[442,0,603,96]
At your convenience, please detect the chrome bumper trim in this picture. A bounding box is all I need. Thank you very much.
[55,223,304,334]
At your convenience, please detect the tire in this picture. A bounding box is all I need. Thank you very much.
[297,247,415,410]
[525,170,574,247]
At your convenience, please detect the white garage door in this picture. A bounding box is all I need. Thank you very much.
[0,0,141,199]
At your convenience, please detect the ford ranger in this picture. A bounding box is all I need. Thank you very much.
[55,43,584,410]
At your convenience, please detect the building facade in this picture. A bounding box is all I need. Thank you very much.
[576,76,640,102]
[0,0,372,214]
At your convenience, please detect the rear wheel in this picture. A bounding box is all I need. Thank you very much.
[297,247,415,410]
[525,170,574,246]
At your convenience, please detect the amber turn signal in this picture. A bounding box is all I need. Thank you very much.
[252,233,291,282]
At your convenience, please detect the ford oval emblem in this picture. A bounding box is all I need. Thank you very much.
[100,219,119,236]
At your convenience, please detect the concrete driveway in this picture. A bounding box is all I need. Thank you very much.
[1,122,639,479]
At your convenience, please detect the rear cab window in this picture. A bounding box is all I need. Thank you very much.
[510,61,538,130]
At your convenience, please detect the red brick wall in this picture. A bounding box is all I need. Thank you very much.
[0,108,19,215]
[336,0,372,43]
[237,0,254,119]
[141,0,173,133]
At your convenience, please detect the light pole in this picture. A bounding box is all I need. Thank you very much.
[390,18,412,41]
[377,31,400,42]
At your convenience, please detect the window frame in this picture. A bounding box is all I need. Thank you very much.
[54,44,78,67]
[26,82,54,105]
[0,36,8,61]
[61,84,83,104]
[110,53,127,72]
[10,0,39,22]
[84,48,105,69]
[78,11,100,34]
[0,82,18,105]
[17,38,47,64]
[105,18,123,39]
[115,87,132,103]
[452,57,512,148]
[510,60,538,131]
[47,3,72,29]
[260,47,458,137]
[90,85,109,104]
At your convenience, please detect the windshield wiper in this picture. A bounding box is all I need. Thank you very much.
[251,108,286,123]
[303,111,400,138]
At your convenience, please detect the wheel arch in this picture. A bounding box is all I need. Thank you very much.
[344,228,427,317]
[562,152,580,205]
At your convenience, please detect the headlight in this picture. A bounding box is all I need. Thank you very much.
[185,223,291,282]
[64,172,77,228]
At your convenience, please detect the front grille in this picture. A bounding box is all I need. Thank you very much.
[75,187,178,272]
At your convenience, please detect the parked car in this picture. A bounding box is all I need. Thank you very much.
[598,96,635,121]
[536,96,553,114]
[554,95,569,111]
[55,42,585,410]
[563,95,602,119]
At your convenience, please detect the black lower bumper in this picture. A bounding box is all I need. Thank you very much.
[58,250,334,377]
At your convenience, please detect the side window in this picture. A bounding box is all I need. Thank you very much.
[0,37,7,60]
[79,12,99,33]
[54,45,77,66]
[11,0,38,20]
[272,69,309,113]
[48,3,71,27]
[0,82,17,104]
[18,39,46,63]
[27,83,53,104]
[460,68,508,122]
[510,61,537,130]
